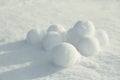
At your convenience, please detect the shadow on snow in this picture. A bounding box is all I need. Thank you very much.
[0,40,63,80]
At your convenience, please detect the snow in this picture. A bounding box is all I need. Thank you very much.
[47,24,66,34]
[74,20,95,37]
[26,29,45,44]
[42,31,63,51]
[66,20,95,46]
[51,42,80,67]
[47,24,67,41]
[66,27,80,45]
[76,36,100,56]
[66,20,109,57]
[95,29,109,48]
[0,0,120,80]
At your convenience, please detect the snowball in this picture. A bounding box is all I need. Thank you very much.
[74,20,95,37]
[42,31,63,51]
[66,20,96,46]
[76,36,100,57]
[47,24,66,41]
[51,42,80,67]
[26,29,45,44]
[47,24,66,34]
[95,29,109,47]
[66,28,80,46]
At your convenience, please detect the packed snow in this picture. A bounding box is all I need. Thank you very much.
[66,20,96,46]
[76,36,100,56]
[47,24,66,41]
[66,20,108,56]
[66,27,80,45]
[51,42,80,67]
[26,29,45,44]
[0,0,119,80]
[95,29,109,48]
[47,24,66,34]
[42,31,63,51]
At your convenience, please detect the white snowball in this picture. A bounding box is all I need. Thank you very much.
[51,42,80,67]
[26,29,45,44]
[47,24,66,34]
[66,20,96,46]
[95,29,109,47]
[76,36,100,57]
[74,20,95,37]
[42,31,63,51]
[66,28,80,46]
[47,24,67,41]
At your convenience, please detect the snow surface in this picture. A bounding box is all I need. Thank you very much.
[51,42,80,67]
[0,0,120,80]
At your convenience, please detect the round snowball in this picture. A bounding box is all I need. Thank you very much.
[66,28,80,46]
[26,29,45,44]
[42,32,63,51]
[95,30,109,47]
[76,36,100,57]
[51,42,80,67]
[74,20,95,37]
[47,24,66,34]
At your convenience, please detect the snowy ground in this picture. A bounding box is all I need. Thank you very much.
[0,0,120,80]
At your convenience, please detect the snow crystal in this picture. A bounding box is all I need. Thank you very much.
[76,36,100,56]
[42,31,63,51]
[51,42,80,67]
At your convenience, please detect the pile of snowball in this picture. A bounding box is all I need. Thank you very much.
[26,20,109,67]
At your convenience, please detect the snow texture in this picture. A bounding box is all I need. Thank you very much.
[47,24,66,34]
[26,29,45,44]
[76,36,100,56]
[66,20,95,46]
[42,31,63,51]
[47,24,67,41]
[95,29,109,47]
[0,0,119,80]
[74,20,95,37]
[66,27,80,46]
[51,42,80,67]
